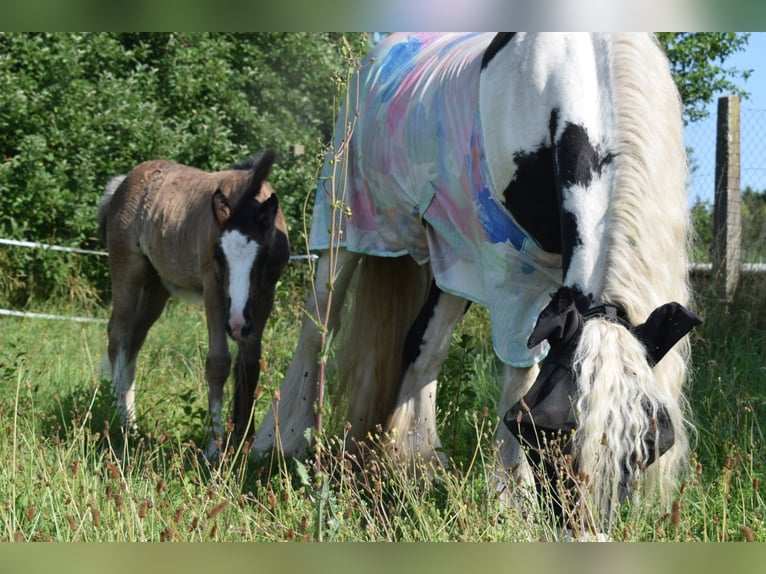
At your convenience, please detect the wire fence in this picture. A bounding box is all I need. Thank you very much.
[686,106,766,204]
[0,238,316,324]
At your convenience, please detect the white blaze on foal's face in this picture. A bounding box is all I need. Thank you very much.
[219,229,260,340]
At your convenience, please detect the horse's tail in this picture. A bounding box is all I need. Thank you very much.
[97,174,127,244]
[335,255,432,443]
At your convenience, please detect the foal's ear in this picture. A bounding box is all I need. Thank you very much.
[246,149,277,198]
[633,302,702,366]
[256,194,279,227]
[212,189,232,226]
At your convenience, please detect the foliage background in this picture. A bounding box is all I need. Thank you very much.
[691,187,766,263]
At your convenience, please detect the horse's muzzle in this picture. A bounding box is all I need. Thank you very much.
[226,315,252,341]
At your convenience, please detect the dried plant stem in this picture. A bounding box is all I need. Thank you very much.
[302,36,362,471]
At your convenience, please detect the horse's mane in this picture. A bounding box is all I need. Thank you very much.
[604,33,690,318]
[574,34,693,511]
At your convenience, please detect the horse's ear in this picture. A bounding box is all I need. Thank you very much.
[246,149,277,198]
[212,189,231,227]
[527,287,583,349]
[256,194,279,228]
[633,302,702,366]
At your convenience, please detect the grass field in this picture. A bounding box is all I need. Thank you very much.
[1,264,765,542]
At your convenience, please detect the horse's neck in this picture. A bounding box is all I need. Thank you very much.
[479,33,619,304]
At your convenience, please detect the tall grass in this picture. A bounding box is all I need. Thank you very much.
[0,264,764,541]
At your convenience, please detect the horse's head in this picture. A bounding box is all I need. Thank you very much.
[211,149,289,341]
[505,286,701,500]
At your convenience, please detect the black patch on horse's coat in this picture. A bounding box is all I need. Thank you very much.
[402,280,442,370]
[481,33,516,69]
[557,122,616,188]
[501,109,561,254]
[502,107,616,279]
[560,210,582,283]
[503,145,561,253]
[554,113,615,278]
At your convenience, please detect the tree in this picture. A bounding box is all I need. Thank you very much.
[690,197,714,263]
[656,33,751,124]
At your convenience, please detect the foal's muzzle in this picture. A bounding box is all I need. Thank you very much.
[226,298,253,341]
[226,320,252,341]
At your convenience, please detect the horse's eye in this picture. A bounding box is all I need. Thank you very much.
[214,245,226,267]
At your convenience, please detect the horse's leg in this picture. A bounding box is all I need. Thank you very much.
[252,248,360,456]
[492,363,538,505]
[106,257,169,431]
[231,336,261,445]
[383,284,468,465]
[230,283,275,445]
[202,281,232,459]
[106,310,139,429]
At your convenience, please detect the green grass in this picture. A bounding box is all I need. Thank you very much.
[1,266,765,541]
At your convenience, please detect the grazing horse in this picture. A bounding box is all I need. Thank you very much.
[253,33,700,525]
[98,150,290,457]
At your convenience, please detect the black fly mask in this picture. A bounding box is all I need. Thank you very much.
[504,286,701,503]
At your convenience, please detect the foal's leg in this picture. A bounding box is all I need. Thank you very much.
[202,281,232,459]
[492,364,538,505]
[106,258,170,431]
[383,284,468,465]
[231,283,275,445]
[252,248,360,456]
[232,336,261,444]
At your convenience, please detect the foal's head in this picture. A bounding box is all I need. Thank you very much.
[211,149,289,341]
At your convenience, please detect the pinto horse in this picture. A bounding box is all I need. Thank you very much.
[253,33,700,524]
[98,150,289,457]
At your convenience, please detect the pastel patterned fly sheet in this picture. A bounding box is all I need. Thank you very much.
[310,33,561,367]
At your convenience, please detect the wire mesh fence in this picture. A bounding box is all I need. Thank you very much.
[686,106,766,205]
[685,104,766,270]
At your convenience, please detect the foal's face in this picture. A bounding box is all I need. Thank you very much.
[216,229,261,341]
[212,185,282,342]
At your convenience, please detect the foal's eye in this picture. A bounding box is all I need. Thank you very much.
[213,245,226,267]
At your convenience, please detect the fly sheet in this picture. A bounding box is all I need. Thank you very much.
[309,32,563,366]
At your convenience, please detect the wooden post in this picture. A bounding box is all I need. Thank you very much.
[712,95,741,303]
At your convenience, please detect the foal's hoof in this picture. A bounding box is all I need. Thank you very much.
[117,420,138,438]
[204,437,223,462]
[558,529,611,542]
